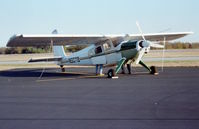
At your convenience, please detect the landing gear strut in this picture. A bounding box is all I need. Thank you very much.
[60,65,65,72]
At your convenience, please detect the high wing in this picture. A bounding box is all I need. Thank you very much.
[7,34,107,47]
[129,32,194,41]
[7,32,193,47]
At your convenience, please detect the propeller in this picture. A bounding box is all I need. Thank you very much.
[135,21,148,64]
[149,42,164,48]
[135,21,164,64]
[135,48,145,64]
[136,21,146,41]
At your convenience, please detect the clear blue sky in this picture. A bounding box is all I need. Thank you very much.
[0,0,198,47]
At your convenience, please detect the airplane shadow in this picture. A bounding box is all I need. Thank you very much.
[0,68,90,78]
[0,68,154,79]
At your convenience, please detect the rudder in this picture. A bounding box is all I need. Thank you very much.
[53,46,66,57]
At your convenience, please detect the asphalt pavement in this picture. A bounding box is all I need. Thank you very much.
[0,67,199,129]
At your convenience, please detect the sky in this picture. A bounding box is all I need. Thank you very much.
[0,0,198,47]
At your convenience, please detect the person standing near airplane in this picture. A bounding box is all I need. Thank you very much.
[121,63,132,74]
[96,64,104,76]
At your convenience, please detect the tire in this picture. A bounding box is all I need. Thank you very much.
[107,69,115,78]
[60,65,65,72]
[61,68,65,72]
[150,66,158,75]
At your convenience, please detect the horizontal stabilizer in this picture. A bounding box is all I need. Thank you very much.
[28,57,62,63]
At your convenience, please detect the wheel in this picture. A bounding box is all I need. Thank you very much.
[107,69,115,78]
[61,68,65,72]
[150,66,158,75]
[60,65,65,72]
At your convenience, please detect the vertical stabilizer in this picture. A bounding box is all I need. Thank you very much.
[53,46,66,57]
[51,29,66,58]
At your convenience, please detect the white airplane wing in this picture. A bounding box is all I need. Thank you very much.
[7,32,193,47]
[128,32,193,41]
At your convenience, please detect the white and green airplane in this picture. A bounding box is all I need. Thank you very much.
[7,23,193,78]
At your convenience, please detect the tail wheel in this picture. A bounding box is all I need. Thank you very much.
[60,65,65,72]
[61,68,65,72]
[107,69,115,78]
[150,66,158,75]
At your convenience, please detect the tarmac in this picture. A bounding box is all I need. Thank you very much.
[0,67,199,129]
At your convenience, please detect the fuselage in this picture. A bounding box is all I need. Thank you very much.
[58,40,141,66]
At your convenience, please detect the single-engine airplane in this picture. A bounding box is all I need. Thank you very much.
[7,23,193,78]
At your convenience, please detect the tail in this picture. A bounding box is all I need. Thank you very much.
[51,29,66,58]
[53,46,66,57]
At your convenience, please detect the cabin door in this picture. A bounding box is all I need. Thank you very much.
[91,45,106,64]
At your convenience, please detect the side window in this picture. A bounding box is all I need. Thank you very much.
[95,46,102,54]
[103,43,111,51]
[88,48,95,57]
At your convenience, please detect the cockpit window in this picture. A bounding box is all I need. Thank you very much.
[95,46,102,54]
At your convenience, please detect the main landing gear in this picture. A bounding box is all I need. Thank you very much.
[150,66,158,75]
[107,58,126,78]
[60,65,65,72]
[107,60,159,78]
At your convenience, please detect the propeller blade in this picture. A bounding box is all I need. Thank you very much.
[149,42,164,48]
[136,48,145,64]
[136,21,146,41]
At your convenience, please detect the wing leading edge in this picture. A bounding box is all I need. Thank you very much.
[7,32,193,47]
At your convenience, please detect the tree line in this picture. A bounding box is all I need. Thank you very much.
[0,42,199,54]
[0,45,87,54]
[159,42,199,49]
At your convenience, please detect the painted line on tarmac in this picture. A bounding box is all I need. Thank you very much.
[36,75,107,82]
[36,77,76,82]
[36,71,95,82]
[78,75,106,79]
[58,71,90,75]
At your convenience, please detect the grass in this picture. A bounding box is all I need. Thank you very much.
[143,60,199,67]
[145,49,199,58]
